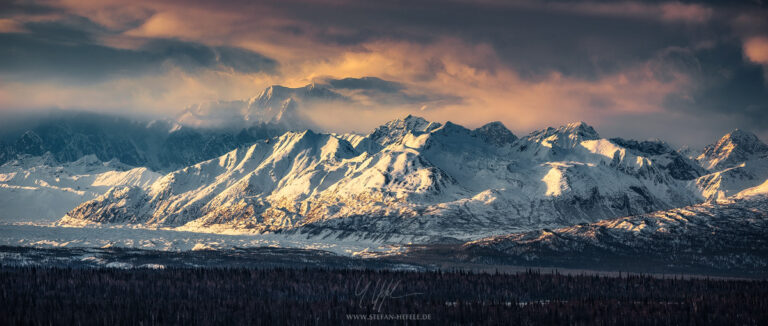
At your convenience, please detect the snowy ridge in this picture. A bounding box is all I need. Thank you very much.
[59,115,762,242]
[735,179,768,198]
[458,130,768,269]
[690,130,768,201]
[0,154,161,222]
[697,129,768,171]
[464,195,768,271]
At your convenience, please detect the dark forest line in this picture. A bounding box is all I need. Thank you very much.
[1,266,767,325]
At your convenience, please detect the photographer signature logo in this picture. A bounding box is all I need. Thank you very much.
[354,278,423,312]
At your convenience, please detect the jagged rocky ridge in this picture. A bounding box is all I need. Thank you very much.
[462,185,768,274]
[59,115,768,242]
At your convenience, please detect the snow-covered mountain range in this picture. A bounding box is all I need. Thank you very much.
[53,115,768,244]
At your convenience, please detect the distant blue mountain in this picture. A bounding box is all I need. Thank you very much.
[0,111,285,171]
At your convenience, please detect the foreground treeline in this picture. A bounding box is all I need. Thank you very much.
[0,267,766,325]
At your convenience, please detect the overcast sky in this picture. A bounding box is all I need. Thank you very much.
[1,0,767,146]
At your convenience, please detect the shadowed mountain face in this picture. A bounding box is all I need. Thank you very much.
[0,111,285,172]
[609,138,705,181]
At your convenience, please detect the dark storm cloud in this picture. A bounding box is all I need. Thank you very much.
[0,17,277,83]
[0,0,56,16]
[204,0,714,79]
[319,77,462,108]
[664,40,768,131]
[22,18,101,43]
[3,0,762,82]
[215,47,278,73]
[327,77,405,93]
[1,0,767,145]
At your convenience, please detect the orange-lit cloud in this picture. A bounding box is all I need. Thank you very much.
[659,3,713,23]
[248,37,691,134]
[0,68,270,116]
[744,37,768,65]
[522,1,713,24]
[1,0,767,146]
[743,36,768,83]
[0,19,26,33]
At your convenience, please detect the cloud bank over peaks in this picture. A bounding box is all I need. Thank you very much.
[176,77,462,131]
[2,0,768,146]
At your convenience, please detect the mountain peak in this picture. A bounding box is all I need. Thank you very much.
[254,82,340,105]
[698,129,768,170]
[721,129,767,150]
[403,114,422,121]
[15,130,45,155]
[433,121,471,136]
[299,82,342,100]
[257,85,289,102]
[388,114,438,132]
[472,121,517,146]
[525,121,600,148]
[562,121,600,140]
[566,120,589,127]
[711,129,767,155]
[369,115,441,147]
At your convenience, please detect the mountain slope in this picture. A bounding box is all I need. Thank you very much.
[697,129,768,171]
[62,116,713,240]
[0,154,160,222]
[691,130,768,201]
[463,194,768,275]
